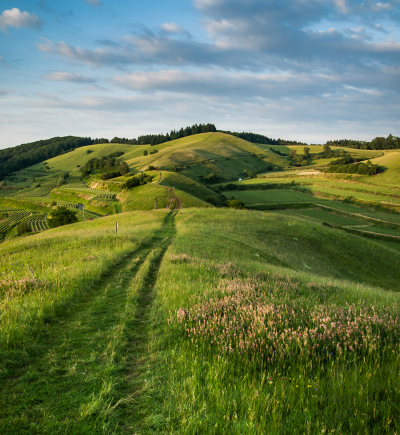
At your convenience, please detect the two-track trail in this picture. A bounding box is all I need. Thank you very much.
[0,212,177,434]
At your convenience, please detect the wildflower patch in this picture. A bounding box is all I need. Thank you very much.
[169,277,399,370]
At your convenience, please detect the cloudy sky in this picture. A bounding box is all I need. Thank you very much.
[0,0,399,148]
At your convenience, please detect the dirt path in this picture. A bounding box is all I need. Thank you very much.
[0,212,177,434]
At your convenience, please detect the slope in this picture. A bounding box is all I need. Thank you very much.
[26,143,137,173]
[360,150,400,187]
[0,208,399,434]
[125,132,289,181]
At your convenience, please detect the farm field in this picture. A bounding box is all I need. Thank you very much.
[357,226,400,237]
[228,189,316,204]
[304,185,400,203]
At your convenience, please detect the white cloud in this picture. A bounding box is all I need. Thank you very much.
[43,71,96,83]
[0,8,44,33]
[160,22,183,33]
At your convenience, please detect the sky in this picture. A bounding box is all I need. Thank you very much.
[0,0,399,149]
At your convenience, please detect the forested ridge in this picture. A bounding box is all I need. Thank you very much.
[219,130,305,145]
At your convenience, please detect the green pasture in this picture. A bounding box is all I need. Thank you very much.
[228,189,315,204]
[304,185,400,203]
[27,143,136,173]
[159,171,219,202]
[361,150,400,187]
[118,183,211,212]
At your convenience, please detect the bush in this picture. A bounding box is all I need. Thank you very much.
[148,166,157,171]
[17,220,32,235]
[122,173,152,189]
[227,199,245,209]
[101,171,120,180]
[47,206,78,228]
[143,150,148,156]
[86,150,93,154]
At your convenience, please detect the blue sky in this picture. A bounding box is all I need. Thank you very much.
[0,0,399,148]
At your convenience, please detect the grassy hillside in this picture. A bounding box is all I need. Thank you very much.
[361,150,400,186]
[27,143,137,173]
[117,183,211,212]
[0,208,399,434]
[125,133,289,180]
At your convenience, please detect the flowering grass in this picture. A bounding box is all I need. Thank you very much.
[142,208,400,434]
[169,276,399,371]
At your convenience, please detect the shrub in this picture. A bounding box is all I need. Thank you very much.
[47,206,78,228]
[227,199,245,209]
[86,150,93,154]
[143,150,148,156]
[148,166,157,171]
[17,220,32,235]
[101,171,120,180]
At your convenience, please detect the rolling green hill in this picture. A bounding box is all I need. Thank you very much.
[27,143,137,173]
[0,208,399,433]
[125,132,289,179]
[360,150,400,186]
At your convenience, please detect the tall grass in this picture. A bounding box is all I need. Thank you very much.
[145,209,400,434]
[0,211,166,354]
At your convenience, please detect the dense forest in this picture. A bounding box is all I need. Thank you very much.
[219,131,305,145]
[325,134,400,150]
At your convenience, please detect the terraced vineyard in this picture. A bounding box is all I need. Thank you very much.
[14,184,56,198]
[59,185,117,199]
[0,210,46,235]
[14,197,80,208]
[230,189,315,204]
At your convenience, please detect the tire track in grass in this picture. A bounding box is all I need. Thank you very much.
[0,212,177,434]
[119,211,177,433]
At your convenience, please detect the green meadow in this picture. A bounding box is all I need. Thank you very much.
[1,131,400,433]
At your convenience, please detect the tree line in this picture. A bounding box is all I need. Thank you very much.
[325,134,400,150]
[110,123,217,145]
[219,130,305,145]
